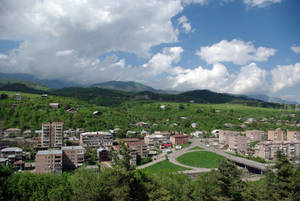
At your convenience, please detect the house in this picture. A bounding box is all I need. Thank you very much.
[93,111,102,116]
[14,93,22,101]
[191,123,198,128]
[66,108,77,114]
[0,147,23,162]
[49,103,59,109]
[170,134,189,145]
[4,128,21,137]
[191,131,204,138]
[0,93,8,99]
[41,94,48,98]
[97,148,109,162]
[135,122,149,127]
[160,143,172,149]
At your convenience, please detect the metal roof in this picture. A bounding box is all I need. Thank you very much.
[1,147,22,152]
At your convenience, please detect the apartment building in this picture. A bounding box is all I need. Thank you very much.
[287,131,300,142]
[0,147,23,162]
[218,130,239,144]
[80,131,113,148]
[35,150,63,174]
[256,141,300,161]
[268,129,285,141]
[41,122,64,148]
[245,130,265,142]
[144,134,170,148]
[170,134,189,145]
[61,146,85,170]
[120,138,149,159]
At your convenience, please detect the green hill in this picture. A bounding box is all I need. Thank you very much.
[90,81,159,93]
[0,75,50,91]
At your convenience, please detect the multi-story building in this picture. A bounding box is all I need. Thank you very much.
[144,134,170,149]
[287,131,300,142]
[35,150,63,174]
[256,141,300,162]
[268,129,285,142]
[61,146,85,170]
[3,128,21,137]
[0,147,23,162]
[41,122,64,148]
[170,134,189,145]
[245,130,265,142]
[120,138,149,159]
[80,132,113,148]
[97,148,109,162]
[218,130,239,144]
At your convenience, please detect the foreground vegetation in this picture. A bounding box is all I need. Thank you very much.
[0,151,299,201]
[176,151,226,168]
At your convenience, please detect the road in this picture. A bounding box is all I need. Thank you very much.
[138,138,273,174]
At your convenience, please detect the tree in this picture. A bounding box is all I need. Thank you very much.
[0,165,13,201]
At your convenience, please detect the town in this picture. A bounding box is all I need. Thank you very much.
[1,112,300,174]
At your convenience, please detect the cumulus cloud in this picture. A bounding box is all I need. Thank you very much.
[167,63,230,91]
[182,0,207,5]
[291,45,300,54]
[0,54,8,59]
[270,63,300,92]
[0,0,182,58]
[55,49,75,56]
[177,16,192,33]
[196,39,276,65]
[227,63,269,94]
[244,0,282,8]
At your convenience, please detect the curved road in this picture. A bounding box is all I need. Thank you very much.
[138,138,273,175]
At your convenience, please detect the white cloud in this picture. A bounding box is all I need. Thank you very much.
[55,49,75,56]
[227,63,269,94]
[182,0,207,5]
[0,54,8,59]
[0,0,182,58]
[244,0,282,8]
[167,63,230,91]
[177,16,192,33]
[271,63,300,92]
[196,39,276,65]
[291,45,300,54]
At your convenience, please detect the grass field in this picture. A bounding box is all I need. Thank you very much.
[189,146,203,150]
[143,160,191,173]
[176,151,225,168]
[180,142,192,149]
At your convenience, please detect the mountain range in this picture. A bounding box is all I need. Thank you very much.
[0,73,297,104]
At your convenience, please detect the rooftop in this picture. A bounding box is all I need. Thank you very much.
[61,146,84,150]
[36,150,62,155]
[1,147,22,152]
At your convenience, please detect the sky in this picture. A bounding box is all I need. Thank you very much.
[0,0,299,102]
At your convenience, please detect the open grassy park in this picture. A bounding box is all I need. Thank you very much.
[176,151,225,168]
[143,160,191,173]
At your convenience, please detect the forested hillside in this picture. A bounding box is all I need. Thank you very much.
[0,91,299,136]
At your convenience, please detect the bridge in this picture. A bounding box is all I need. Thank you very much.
[138,138,273,175]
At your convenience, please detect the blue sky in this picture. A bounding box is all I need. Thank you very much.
[0,0,299,102]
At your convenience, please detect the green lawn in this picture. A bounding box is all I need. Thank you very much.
[189,146,203,150]
[180,142,192,149]
[143,160,191,173]
[176,151,225,168]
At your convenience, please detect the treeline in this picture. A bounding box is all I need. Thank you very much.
[1,91,299,134]
[0,151,299,201]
